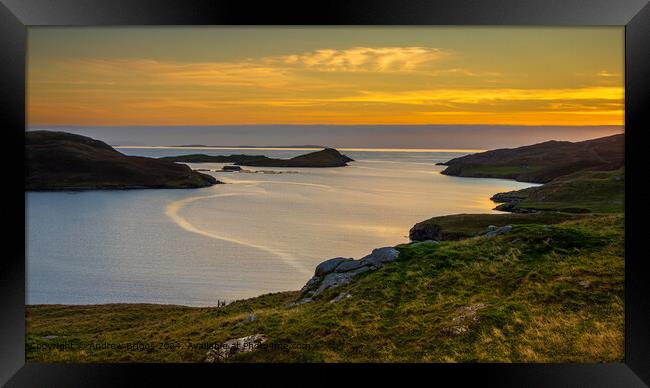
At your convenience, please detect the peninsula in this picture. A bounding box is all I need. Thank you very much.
[26,131,219,190]
[439,134,623,183]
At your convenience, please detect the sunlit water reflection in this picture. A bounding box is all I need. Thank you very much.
[27,148,536,306]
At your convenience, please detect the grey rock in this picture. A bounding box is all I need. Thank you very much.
[486,225,497,231]
[335,260,366,272]
[222,165,241,171]
[314,266,370,297]
[314,257,353,276]
[43,335,59,340]
[330,292,352,303]
[205,334,267,362]
[300,276,320,295]
[348,266,371,276]
[243,314,256,323]
[314,273,354,296]
[484,225,513,237]
[360,247,399,267]
[298,247,399,300]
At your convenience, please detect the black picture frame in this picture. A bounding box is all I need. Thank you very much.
[2,0,649,386]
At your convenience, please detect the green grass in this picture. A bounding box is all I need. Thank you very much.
[410,212,587,240]
[27,214,624,363]
[454,165,544,178]
[496,169,624,214]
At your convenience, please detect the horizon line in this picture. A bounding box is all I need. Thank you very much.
[114,145,488,153]
[27,124,625,128]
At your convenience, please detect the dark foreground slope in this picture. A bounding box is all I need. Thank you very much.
[26,131,219,190]
[26,214,623,362]
[440,134,624,183]
[160,148,354,167]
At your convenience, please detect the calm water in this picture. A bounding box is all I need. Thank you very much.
[26,148,536,306]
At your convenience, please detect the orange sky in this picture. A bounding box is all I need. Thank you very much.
[27,27,624,126]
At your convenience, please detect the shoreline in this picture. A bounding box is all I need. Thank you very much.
[26,173,528,309]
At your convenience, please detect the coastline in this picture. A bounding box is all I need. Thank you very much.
[25,172,547,308]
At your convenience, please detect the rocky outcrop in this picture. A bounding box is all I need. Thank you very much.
[315,257,352,276]
[409,222,443,242]
[409,220,469,241]
[484,225,513,237]
[298,247,400,301]
[205,334,267,362]
[490,191,528,204]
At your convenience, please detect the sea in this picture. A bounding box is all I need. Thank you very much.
[26,147,536,306]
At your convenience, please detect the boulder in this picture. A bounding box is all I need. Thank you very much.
[314,257,353,276]
[300,276,320,295]
[297,247,399,301]
[484,225,513,237]
[314,266,370,296]
[330,292,352,303]
[335,260,366,272]
[360,247,400,267]
[205,334,267,362]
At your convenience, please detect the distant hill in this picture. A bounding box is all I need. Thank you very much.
[439,134,624,183]
[172,144,326,149]
[161,148,354,168]
[26,131,219,190]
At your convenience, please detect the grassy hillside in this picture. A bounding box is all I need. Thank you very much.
[409,212,586,241]
[26,131,219,190]
[440,134,623,183]
[491,169,624,214]
[26,214,624,363]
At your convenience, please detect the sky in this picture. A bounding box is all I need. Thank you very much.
[27,27,624,147]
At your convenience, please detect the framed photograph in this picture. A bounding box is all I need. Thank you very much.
[2,0,649,385]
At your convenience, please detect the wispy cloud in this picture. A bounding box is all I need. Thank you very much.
[27,45,624,126]
[269,46,448,72]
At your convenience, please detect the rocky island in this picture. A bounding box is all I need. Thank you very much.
[160,148,354,167]
[26,131,220,190]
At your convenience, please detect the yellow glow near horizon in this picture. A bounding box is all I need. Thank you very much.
[27,27,624,126]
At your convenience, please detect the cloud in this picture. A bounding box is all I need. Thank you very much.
[329,86,623,106]
[44,58,294,88]
[597,70,619,78]
[269,46,448,72]
[27,46,623,126]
